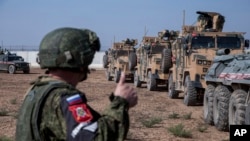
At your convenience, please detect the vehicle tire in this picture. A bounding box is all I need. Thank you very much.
[168,73,179,99]
[103,54,109,68]
[105,69,112,81]
[129,52,137,71]
[229,89,247,125]
[245,103,250,125]
[203,84,215,125]
[147,71,156,91]
[114,69,121,83]
[134,70,141,87]
[8,65,16,74]
[161,48,172,73]
[183,75,197,106]
[213,85,231,131]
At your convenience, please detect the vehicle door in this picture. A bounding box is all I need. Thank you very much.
[0,56,9,70]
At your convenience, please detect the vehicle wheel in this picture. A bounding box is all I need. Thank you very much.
[168,73,179,99]
[147,71,156,91]
[114,69,121,83]
[183,75,197,106]
[229,89,247,125]
[103,54,109,68]
[8,65,16,74]
[129,52,137,71]
[213,85,231,131]
[134,70,141,87]
[245,103,250,125]
[203,84,215,125]
[161,48,172,73]
[105,69,112,81]
[23,69,30,74]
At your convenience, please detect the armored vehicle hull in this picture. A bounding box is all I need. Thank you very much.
[0,51,30,74]
[204,52,250,131]
[103,39,137,83]
[134,30,178,91]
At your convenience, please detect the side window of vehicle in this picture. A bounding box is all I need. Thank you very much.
[0,56,6,61]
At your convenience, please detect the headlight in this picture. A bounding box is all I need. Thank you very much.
[197,60,202,64]
[203,60,207,65]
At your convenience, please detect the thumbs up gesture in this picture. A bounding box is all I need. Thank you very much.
[114,72,138,108]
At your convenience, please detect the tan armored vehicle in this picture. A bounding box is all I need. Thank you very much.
[134,30,179,91]
[103,38,137,83]
[168,11,247,106]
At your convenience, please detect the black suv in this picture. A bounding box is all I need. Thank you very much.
[0,51,30,74]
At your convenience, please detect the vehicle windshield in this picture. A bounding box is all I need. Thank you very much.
[8,56,24,61]
[191,36,215,49]
[217,36,241,49]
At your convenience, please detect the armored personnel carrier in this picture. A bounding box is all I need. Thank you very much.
[0,49,30,74]
[103,38,137,83]
[168,11,247,106]
[203,48,250,131]
[134,30,178,91]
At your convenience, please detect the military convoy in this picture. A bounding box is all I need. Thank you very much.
[0,49,30,74]
[134,30,178,91]
[103,38,137,83]
[102,11,250,129]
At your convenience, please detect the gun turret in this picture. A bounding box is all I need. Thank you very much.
[158,30,179,41]
[216,48,230,56]
[196,11,225,32]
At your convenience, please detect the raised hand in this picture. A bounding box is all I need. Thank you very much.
[114,72,138,108]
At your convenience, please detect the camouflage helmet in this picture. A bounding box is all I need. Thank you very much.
[38,27,100,69]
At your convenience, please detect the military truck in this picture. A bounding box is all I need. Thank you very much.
[203,48,250,131]
[0,49,30,74]
[103,38,137,83]
[168,11,247,106]
[134,30,179,91]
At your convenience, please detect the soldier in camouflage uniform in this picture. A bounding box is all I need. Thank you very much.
[16,27,138,141]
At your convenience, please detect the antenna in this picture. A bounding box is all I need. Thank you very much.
[144,26,148,36]
[183,10,185,27]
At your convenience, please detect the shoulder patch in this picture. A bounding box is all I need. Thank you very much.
[68,103,93,123]
[66,94,82,106]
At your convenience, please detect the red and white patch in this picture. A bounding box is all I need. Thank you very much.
[68,104,93,123]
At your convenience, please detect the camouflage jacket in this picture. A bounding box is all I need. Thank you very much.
[16,76,129,141]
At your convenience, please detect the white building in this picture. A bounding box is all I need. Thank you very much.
[11,51,105,69]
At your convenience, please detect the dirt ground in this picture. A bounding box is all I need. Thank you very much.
[0,68,229,141]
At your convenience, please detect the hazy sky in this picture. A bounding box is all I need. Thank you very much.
[0,0,249,51]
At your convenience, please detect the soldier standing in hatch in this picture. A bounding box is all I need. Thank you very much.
[16,27,138,141]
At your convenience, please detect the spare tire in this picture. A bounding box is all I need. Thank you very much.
[129,52,137,71]
[161,48,172,73]
[103,54,108,68]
